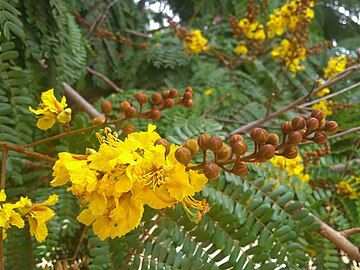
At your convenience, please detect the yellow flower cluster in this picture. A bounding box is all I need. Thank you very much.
[323,55,347,79]
[335,181,357,200]
[185,29,209,54]
[270,155,310,183]
[0,190,58,242]
[311,80,333,117]
[52,124,209,240]
[271,39,307,75]
[267,0,315,38]
[234,42,248,56]
[29,89,72,130]
[238,18,266,41]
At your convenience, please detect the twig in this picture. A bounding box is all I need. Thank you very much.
[299,81,360,108]
[340,227,360,238]
[71,226,87,261]
[88,0,120,39]
[124,29,150,39]
[214,118,280,130]
[299,126,360,145]
[86,67,123,93]
[203,93,231,117]
[62,82,103,118]
[229,64,360,135]
[266,93,275,116]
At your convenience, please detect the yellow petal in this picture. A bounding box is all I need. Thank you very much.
[77,208,96,226]
[37,116,56,130]
[57,108,72,124]
[41,195,59,206]
[0,190,6,202]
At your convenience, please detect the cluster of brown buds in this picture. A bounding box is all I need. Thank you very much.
[173,110,338,180]
[93,87,195,134]
[303,143,331,167]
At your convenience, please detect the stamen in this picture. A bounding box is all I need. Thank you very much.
[182,196,210,223]
[140,168,166,190]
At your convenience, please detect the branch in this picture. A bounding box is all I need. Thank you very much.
[62,82,103,118]
[299,126,360,145]
[124,29,150,39]
[229,64,360,135]
[86,67,123,93]
[203,93,231,117]
[341,228,360,238]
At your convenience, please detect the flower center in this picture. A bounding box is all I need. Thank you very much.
[182,196,210,223]
[140,167,166,190]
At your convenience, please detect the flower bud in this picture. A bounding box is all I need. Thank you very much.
[311,110,324,121]
[122,123,135,135]
[324,121,338,134]
[216,144,231,160]
[231,162,249,176]
[232,141,247,156]
[151,93,163,105]
[281,121,293,135]
[228,134,244,147]
[135,93,148,105]
[198,134,211,151]
[164,98,174,108]
[184,99,194,107]
[149,109,161,119]
[209,136,223,153]
[292,116,306,130]
[91,115,105,125]
[306,117,319,132]
[125,106,137,118]
[319,118,326,128]
[267,133,279,146]
[258,144,276,160]
[183,91,192,100]
[170,88,179,98]
[282,145,298,159]
[175,147,192,165]
[120,101,131,112]
[203,162,219,180]
[288,131,302,145]
[185,87,194,94]
[100,100,113,115]
[313,131,327,144]
[184,139,199,157]
[250,128,269,145]
[155,138,170,155]
[162,90,171,98]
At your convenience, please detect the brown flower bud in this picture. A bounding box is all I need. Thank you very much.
[155,138,170,155]
[311,110,324,121]
[170,89,179,98]
[216,144,231,161]
[185,87,194,94]
[319,118,326,128]
[120,101,131,112]
[228,134,244,147]
[162,90,171,98]
[292,116,306,130]
[135,93,148,105]
[267,134,279,146]
[149,109,161,119]
[203,162,219,180]
[250,128,269,145]
[232,141,247,156]
[231,162,249,176]
[288,131,302,145]
[138,43,149,51]
[125,107,137,118]
[282,145,298,159]
[100,100,113,115]
[324,121,338,134]
[164,98,174,108]
[175,147,192,165]
[151,93,163,105]
[91,115,105,125]
[183,91,192,100]
[306,117,319,132]
[258,144,276,160]
[184,139,199,157]
[185,99,194,107]
[198,133,211,151]
[122,123,135,135]
[313,131,327,144]
[281,121,293,135]
[208,136,223,153]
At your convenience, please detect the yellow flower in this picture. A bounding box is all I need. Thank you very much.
[29,89,72,130]
[184,29,209,54]
[204,88,213,96]
[0,189,6,202]
[323,55,347,79]
[311,100,333,117]
[238,19,266,41]
[271,155,310,183]
[335,181,357,199]
[234,43,248,55]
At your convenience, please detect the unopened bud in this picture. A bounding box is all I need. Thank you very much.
[281,121,293,135]
[216,144,231,160]
[100,100,113,115]
[306,117,319,132]
[267,134,279,146]
[185,87,194,94]
[203,162,219,180]
[288,131,302,145]
[292,116,306,130]
[170,89,179,98]
[232,141,247,156]
[155,138,170,155]
[162,90,171,98]
[183,91,192,100]
[122,123,135,135]
[149,109,161,119]
[198,133,211,151]
[282,145,298,159]
[319,118,326,128]
[311,110,324,121]
[135,93,148,105]
[231,162,249,176]
[125,107,137,118]
[209,136,223,153]
[91,115,105,125]
[258,144,276,160]
[250,128,269,145]
[184,139,199,157]
[324,121,338,134]
[175,147,192,165]
[185,99,194,107]
[228,134,244,147]
[120,101,131,112]
[151,93,163,105]
[164,98,174,108]
[313,131,327,144]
